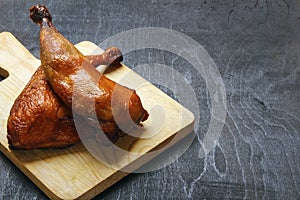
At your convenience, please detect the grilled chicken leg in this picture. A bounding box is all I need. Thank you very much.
[29,4,148,146]
[7,46,123,149]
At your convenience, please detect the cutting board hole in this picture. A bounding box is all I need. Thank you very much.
[0,66,9,82]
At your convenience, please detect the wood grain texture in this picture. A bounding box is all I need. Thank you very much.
[0,32,194,199]
[0,0,300,199]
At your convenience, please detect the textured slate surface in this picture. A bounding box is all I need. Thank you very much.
[0,0,300,199]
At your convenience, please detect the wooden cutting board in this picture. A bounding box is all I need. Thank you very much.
[0,32,194,199]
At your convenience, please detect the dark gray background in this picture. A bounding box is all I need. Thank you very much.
[1,0,300,199]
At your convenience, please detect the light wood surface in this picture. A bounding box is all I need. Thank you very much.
[0,32,194,200]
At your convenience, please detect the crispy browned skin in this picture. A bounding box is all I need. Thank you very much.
[7,45,123,150]
[7,67,77,149]
[30,4,148,144]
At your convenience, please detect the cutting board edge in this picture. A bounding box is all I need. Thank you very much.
[0,144,60,199]
[75,119,195,200]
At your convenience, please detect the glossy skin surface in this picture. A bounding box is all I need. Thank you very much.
[7,48,123,150]
[7,67,77,149]
[29,5,148,145]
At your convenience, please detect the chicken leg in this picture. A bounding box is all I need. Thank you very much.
[30,4,148,144]
[7,46,123,149]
